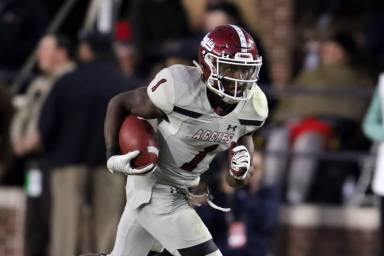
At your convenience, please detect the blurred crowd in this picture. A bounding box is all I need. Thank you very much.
[1,0,384,256]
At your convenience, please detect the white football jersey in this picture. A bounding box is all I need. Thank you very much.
[147,64,268,187]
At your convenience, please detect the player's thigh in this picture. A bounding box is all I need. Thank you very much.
[110,205,160,256]
[138,205,219,255]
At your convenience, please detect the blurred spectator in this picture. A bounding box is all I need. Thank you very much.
[11,34,75,157]
[0,84,13,182]
[264,31,373,205]
[114,41,136,76]
[362,73,384,256]
[0,0,48,71]
[114,41,142,87]
[39,31,128,256]
[130,0,190,50]
[197,151,279,256]
[129,0,190,76]
[10,33,75,256]
[113,20,140,81]
[303,39,322,71]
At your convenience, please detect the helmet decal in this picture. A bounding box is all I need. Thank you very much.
[229,25,248,51]
[201,35,215,51]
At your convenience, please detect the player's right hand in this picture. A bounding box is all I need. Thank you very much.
[107,151,155,175]
[229,145,251,180]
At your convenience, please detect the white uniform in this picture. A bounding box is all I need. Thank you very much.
[110,65,268,256]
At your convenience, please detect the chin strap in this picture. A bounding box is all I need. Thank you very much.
[193,60,203,74]
[207,197,231,212]
[183,186,231,213]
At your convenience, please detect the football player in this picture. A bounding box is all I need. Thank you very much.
[104,25,268,256]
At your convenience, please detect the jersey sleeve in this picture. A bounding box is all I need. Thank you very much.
[240,86,269,136]
[147,68,175,114]
[252,86,268,123]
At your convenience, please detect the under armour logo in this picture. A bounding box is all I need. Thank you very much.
[227,125,237,132]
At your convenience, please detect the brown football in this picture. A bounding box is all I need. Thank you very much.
[119,115,159,168]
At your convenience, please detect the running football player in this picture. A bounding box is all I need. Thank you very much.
[105,24,268,256]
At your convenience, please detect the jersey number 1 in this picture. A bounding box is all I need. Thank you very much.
[180,144,218,172]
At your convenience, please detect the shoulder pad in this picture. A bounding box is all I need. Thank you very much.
[252,85,268,120]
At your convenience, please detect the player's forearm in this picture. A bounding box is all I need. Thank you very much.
[104,94,131,158]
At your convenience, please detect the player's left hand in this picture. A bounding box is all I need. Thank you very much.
[186,182,209,207]
[107,151,155,175]
[229,145,251,180]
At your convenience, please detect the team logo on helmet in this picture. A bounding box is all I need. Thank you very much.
[201,35,215,51]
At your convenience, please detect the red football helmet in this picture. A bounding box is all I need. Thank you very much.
[198,25,262,103]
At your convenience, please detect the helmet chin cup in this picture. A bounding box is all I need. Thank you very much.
[221,94,240,104]
[206,76,255,104]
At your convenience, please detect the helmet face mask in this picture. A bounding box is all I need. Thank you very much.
[204,52,262,103]
[199,25,263,104]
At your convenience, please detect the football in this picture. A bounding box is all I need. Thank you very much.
[119,115,159,168]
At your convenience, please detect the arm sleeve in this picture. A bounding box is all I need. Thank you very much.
[146,68,175,114]
[362,88,384,142]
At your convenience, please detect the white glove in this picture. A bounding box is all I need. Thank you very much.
[229,145,251,180]
[107,151,155,175]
